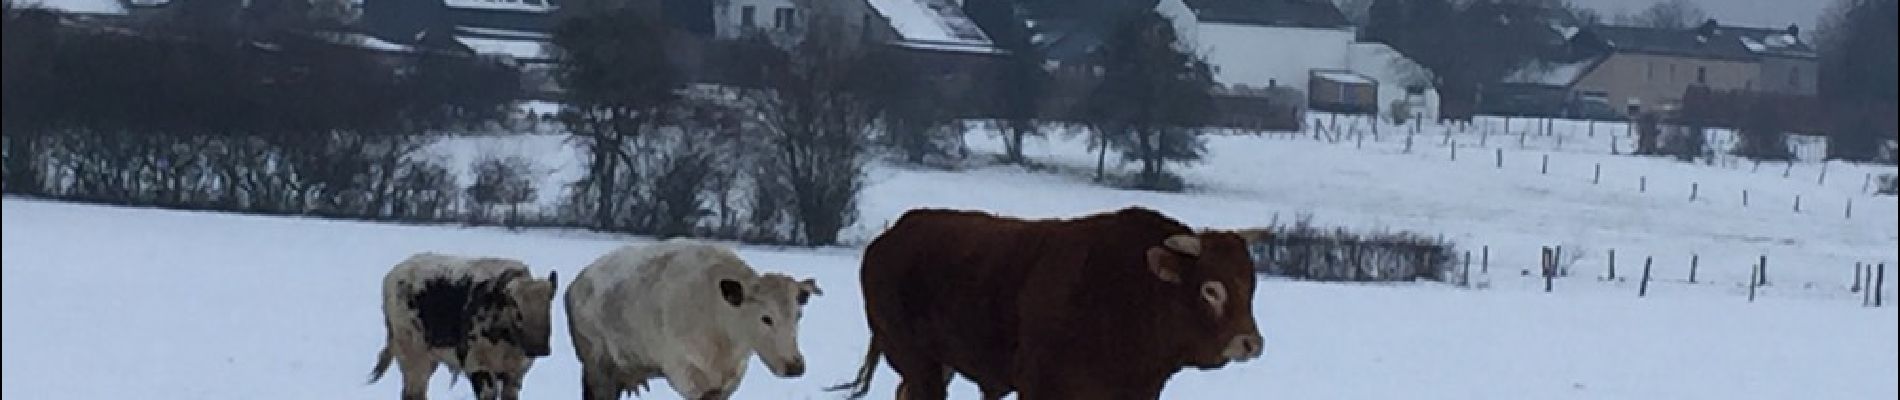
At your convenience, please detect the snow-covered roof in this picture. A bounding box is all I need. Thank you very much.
[895,40,1008,55]
[455,25,552,40]
[1313,70,1373,85]
[1502,58,1601,87]
[445,0,555,13]
[456,36,550,61]
[1739,36,1766,52]
[867,0,995,53]
[314,31,415,53]
[1347,42,1434,89]
[17,0,125,15]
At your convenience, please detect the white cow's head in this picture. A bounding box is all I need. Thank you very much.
[718,273,822,378]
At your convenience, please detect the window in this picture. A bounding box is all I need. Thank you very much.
[774,7,796,31]
[741,6,755,29]
[1696,66,1707,84]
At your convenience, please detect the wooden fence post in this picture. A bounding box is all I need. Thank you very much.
[1865,269,1875,306]
[1689,253,1699,283]
[1759,255,1769,286]
[1865,173,1873,193]
[1495,148,1503,169]
[1607,249,1617,280]
[1555,246,1564,276]
[1817,163,1827,185]
[1783,162,1792,178]
[1541,154,1549,175]
[1543,246,1554,293]
[1852,262,1862,293]
[1451,141,1458,161]
[1742,190,1749,207]
[1690,183,1699,201]
[1462,250,1472,287]
[1640,176,1647,193]
[1748,263,1760,302]
[1639,256,1653,297]
[1593,163,1601,184]
[1794,195,1801,213]
[1846,199,1852,219]
[1877,263,1886,307]
[1481,245,1489,274]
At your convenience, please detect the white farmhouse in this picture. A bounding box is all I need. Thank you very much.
[1156,0,1438,118]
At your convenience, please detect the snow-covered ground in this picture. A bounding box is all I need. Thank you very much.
[5,115,1896,399]
[3,196,1894,399]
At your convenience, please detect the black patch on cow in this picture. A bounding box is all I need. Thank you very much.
[468,371,494,398]
[409,277,476,348]
[719,279,745,307]
[406,272,525,353]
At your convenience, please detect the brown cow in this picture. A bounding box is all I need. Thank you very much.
[828,207,1265,399]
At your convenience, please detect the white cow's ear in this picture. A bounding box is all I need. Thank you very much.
[719,279,746,307]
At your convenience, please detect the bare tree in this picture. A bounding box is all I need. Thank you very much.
[1617,0,1707,29]
[552,7,681,231]
[733,19,879,245]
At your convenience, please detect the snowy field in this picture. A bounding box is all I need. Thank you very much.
[3,197,1895,399]
[5,115,1898,399]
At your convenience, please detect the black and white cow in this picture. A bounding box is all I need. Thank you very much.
[368,253,558,400]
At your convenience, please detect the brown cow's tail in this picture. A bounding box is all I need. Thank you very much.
[823,341,881,399]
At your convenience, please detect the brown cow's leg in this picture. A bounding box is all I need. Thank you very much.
[888,361,948,400]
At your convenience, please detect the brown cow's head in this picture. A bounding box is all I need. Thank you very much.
[1146,231,1264,369]
[505,270,558,358]
[719,273,822,378]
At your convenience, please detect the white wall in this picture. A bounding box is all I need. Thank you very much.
[1347,42,1439,120]
[1193,23,1353,97]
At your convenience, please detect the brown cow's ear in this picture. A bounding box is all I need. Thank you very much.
[1147,246,1183,284]
[1164,234,1202,257]
[719,279,746,307]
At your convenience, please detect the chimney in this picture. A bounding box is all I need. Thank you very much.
[1785,24,1799,36]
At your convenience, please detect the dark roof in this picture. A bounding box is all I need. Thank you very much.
[1584,22,1815,62]
[1182,0,1348,28]
[1016,0,1156,61]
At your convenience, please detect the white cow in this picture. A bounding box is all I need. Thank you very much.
[566,239,822,400]
[368,253,558,400]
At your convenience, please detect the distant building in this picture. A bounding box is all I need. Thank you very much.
[1495,19,1817,119]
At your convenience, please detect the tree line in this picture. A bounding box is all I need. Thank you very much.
[3,0,1226,246]
[2,0,520,220]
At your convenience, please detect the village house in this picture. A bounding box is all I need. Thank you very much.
[1493,19,1818,120]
